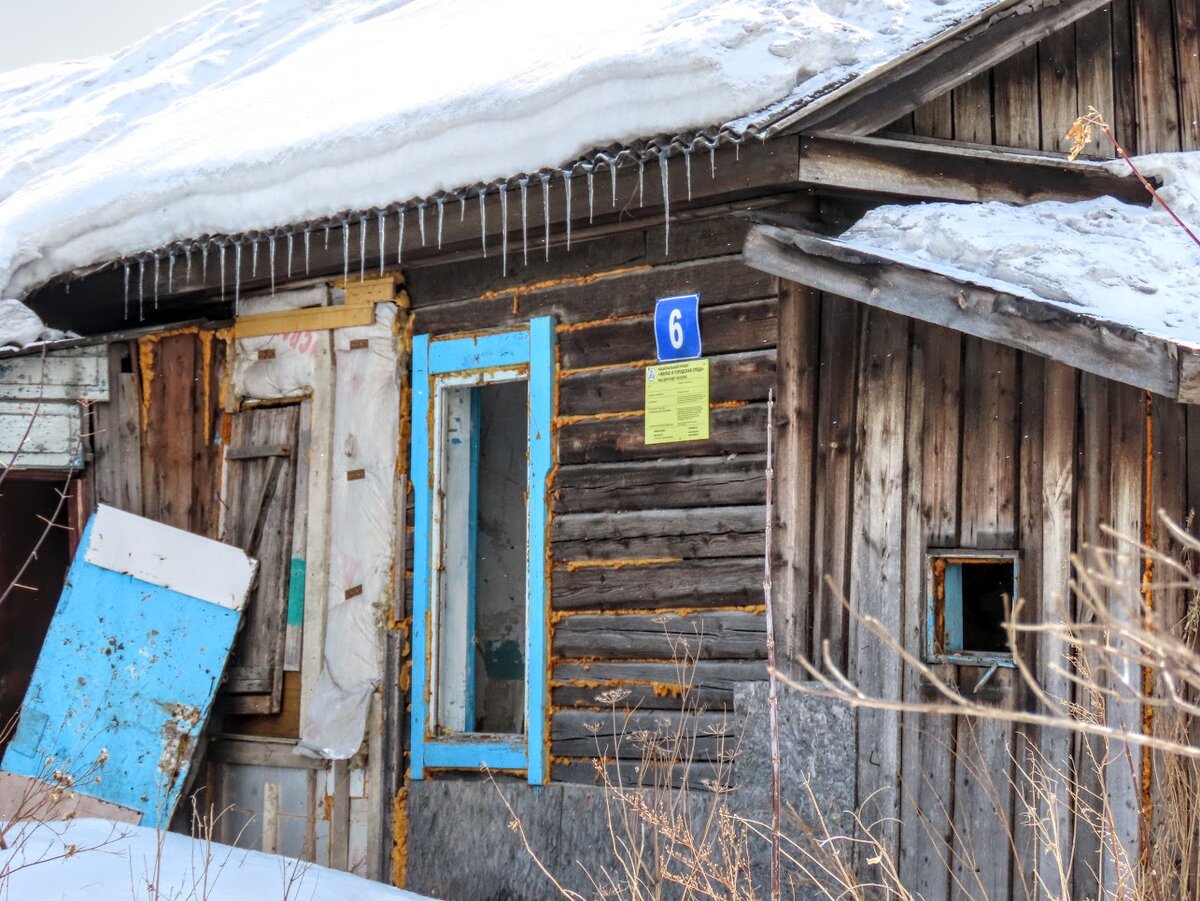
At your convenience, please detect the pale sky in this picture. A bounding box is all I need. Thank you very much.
[0,0,213,72]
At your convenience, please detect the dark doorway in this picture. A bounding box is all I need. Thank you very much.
[0,477,72,752]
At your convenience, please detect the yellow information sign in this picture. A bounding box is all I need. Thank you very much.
[644,359,710,445]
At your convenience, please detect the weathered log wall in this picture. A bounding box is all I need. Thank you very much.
[405,212,787,787]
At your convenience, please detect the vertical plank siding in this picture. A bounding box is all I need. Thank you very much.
[905,0,1200,155]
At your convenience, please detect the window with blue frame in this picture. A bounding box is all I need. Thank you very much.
[925,550,1019,670]
[409,317,554,783]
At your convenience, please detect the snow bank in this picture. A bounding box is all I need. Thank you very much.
[0,817,427,900]
[840,153,1200,347]
[0,0,998,311]
[0,299,68,349]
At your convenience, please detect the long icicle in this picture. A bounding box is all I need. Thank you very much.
[218,242,226,299]
[304,228,312,274]
[167,252,175,295]
[138,257,145,321]
[519,177,529,266]
[499,182,509,277]
[563,167,573,251]
[378,212,387,276]
[341,219,350,285]
[153,254,160,309]
[185,244,193,285]
[397,207,406,264]
[287,231,295,279]
[436,197,445,250]
[123,263,130,320]
[418,202,427,246]
[658,149,671,255]
[478,187,488,257]
[359,214,368,281]
[540,173,551,262]
[269,233,277,294]
[251,238,259,278]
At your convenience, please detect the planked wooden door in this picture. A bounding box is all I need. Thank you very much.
[221,404,301,714]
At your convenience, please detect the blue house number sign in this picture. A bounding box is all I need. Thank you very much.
[654,294,702,362]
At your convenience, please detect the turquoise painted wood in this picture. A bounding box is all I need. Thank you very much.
[410,317,554,784]
[1,508,253,827]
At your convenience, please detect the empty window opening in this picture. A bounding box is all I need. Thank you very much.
[435,378,528,736]
[927,552,1018,665]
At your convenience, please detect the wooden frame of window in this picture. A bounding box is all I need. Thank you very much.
[924,549,1020,669]
[409,317,554,783]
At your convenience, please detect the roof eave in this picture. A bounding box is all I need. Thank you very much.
[743,222,1197,404]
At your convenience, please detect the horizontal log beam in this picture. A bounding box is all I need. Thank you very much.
[798,133,1151,206]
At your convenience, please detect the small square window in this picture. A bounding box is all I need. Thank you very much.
[925,550,1019,667]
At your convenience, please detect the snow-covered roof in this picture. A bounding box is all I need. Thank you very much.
[0,0,1003,316]
[838,153,1200,349]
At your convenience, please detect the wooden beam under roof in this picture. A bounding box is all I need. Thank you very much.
[797,133,1152,206]
[764,0,1114,138]
[742,222,1197,403]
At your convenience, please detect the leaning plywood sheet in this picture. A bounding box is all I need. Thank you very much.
[1,504,256,828]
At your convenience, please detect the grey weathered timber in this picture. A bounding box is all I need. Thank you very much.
[553,455,766,514]
[550,709,732,759]
[551,557,764,611]
[552,659,768,688]
[558,348,774,416]
[559,402,767,465]
[848,307,909,868]
[558,296,777,371]
[769,0,1113,137]
[743,224,1182,401]
[552,506,765,561]
[773,282,818,666]
[796,132,1150,205]
[552,611,766,660]
[1036,360,1076,899]
[809,297,860,674]
[91,343,143,515]
[898,322,956,901]
[414,254,773,333]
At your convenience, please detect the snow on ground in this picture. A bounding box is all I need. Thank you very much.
[839,152,1200,347]
[0,0,1000,318]
[1,817,427,900]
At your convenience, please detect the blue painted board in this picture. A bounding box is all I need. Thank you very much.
[2,508,252,827]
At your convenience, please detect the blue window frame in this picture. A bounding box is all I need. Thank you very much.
[925,549,1019,670]
[409,317,554,783]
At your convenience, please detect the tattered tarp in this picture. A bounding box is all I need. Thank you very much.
[1,505,255,828]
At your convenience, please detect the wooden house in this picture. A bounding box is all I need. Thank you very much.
[1,0,1198,897]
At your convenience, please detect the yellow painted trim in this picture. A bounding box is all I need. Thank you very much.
[232,304,375,339]
[333,273,404,305]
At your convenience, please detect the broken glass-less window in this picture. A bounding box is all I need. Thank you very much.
[410,317,554,783]
[925,550,1019,668]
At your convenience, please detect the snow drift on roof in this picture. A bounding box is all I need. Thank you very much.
[839,152,1200,348]
[0,0,998,313]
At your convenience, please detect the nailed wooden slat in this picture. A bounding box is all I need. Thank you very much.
[1038,20,1080,155]
[1176,0,1200,151]
[552,611,766,660]
[140,333,196,530]
[1035,360,1077,900]
[1075,7,1118,157]
[558,402,766,465]
[992,46,1041,151]
[552,682,733,712]
[1111,0,1140,154]
[553,454,766,514]
[810,296,860,674]
[898,322,957,901]
[552,506,765,560]
[912,91,954,140]
[552,557,763,611]
[952,71,994,145]
[0,345,108,401]
[559,349,774,417]
[849,307,909,866]
[551,758,723,792]
[1134,0,1182,153]
[773,282,818,667]
[92,343,143,515]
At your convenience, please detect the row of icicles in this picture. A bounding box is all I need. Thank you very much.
[114,131,748,321]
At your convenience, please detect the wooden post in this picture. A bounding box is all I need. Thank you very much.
[262,781,280,855]
[764,389,781,901]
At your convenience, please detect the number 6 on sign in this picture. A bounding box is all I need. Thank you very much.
[654,294,701,362]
